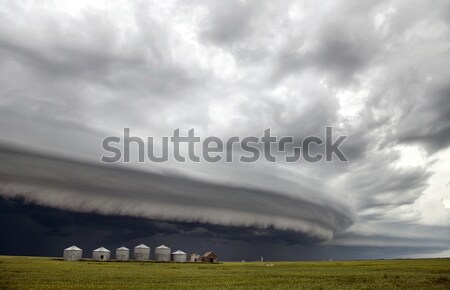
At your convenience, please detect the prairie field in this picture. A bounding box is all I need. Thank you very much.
[0,256,449,289]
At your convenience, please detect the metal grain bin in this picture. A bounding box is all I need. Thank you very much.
[171,250,187,262]
[134,244,150,261]
[63,245,82,261]
[155,245,171,262]
[92,247,110,261]
[116,246,129,261]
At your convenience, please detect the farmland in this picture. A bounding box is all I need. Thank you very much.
[0,256,449,289]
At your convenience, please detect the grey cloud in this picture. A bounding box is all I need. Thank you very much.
[395,83,450,153]
[273,21,380,84]
[3,197,433,260]
[258,1,384,85]
[200,0,260,44]
[345,163,430,210]
[0,197,319,249]
[0,145,354,241]
[326,228,450,249]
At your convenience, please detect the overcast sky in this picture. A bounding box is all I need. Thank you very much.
[0,0,449,260]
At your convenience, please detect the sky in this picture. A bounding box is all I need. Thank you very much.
[0,0,449,261]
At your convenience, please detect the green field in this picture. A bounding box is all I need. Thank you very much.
[0,256,449,289]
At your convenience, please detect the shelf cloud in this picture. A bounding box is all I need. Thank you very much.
[0,145,354,242]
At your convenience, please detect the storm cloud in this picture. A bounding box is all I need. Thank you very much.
[0,0,449,259]
[0,145,353,241]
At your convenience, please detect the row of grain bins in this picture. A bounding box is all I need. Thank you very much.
[64,244,216,263]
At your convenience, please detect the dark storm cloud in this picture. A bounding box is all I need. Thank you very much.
[394,83,450,153]
[326,229,450,249]
[272,12,381,84]
[0,1,210,136]
[0,197,318,251]
[2,197,442,261]
[342,160,431,209]
[0,145,354,241]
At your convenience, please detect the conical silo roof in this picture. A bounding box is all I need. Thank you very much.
[65,245,82,251]
[93,247,110,252]
[172,250,186,255]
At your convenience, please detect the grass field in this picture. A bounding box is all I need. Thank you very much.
[0,256,449,289]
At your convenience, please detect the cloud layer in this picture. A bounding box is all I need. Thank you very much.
[0,0,449,257]
[0,145,354,241]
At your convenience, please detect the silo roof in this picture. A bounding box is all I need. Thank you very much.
[117,246,129,250]
[156,245,170,249]
[172,250,186,255]
[65,245,82,251]
[93,247,110,252]
[134,244,150,249]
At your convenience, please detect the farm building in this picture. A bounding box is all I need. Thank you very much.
[93,247,110,261]
[188,253,201,262]
[115,246,129,261]
[63,245,82,261]
[171,250,187,262]
[134,244,150,261]
[155,245,171,262]
[201,251,218,263]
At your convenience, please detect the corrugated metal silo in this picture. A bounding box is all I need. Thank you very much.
[92,247,110,261]
[63,245,82,261]
[134,244,150,261]
[171,250,187,262]
[116,246,129,261]
[155,245,171,261]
